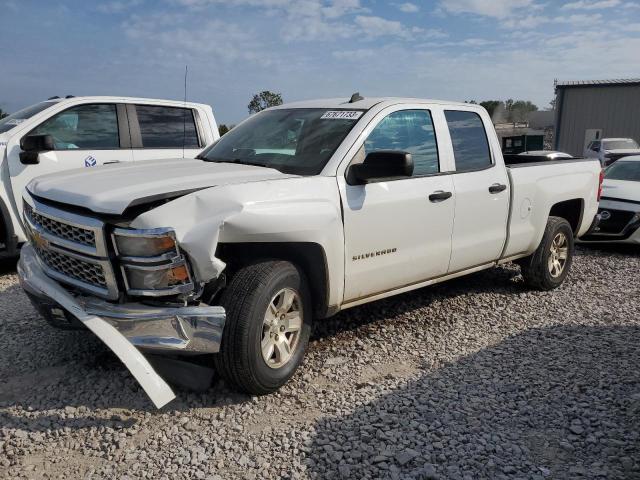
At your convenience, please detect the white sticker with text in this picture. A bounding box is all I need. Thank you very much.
[321,111,363,120]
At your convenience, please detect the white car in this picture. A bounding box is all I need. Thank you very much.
[0,96,219,259]
[581,156,640,244]
[584,138,640,167]
[519,150,573,160]
[17,96,602,407]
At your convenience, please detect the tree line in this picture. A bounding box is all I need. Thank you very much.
[466,99,541,124]
[219,90,284,136]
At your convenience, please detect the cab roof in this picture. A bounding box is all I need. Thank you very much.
[43,96,209,108]
[271,97,472,111]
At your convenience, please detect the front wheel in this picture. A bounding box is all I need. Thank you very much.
[214,260,312,395]
[519,216,574,291]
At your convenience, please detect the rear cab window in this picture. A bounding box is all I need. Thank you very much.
[445,110,492,172]
[135,105,200,148]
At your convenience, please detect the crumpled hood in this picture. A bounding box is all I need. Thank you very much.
[602,179,640,203]
[27,158,296,215]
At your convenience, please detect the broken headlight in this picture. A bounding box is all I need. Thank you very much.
[112,227,194,297]
[113,228,178,259]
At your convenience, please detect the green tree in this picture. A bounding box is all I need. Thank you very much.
[479,100,503,118]
[510,100,538,123]
[248,91,283,114]
[218,124,230,136]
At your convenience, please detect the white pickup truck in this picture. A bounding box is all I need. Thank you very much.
[18,96,602,407]
[0,96,218,259]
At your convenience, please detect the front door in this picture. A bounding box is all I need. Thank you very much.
[7,103,133,217]
[339,108,456,302]
[443,109,510,272]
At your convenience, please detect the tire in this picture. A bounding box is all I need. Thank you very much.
[519,216,574,291]
[214,260,312,395]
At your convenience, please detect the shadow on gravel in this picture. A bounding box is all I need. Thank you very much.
[0,257,17,275]
[306,325,640,480]
[312,264,523,342]
[577,243,640,257]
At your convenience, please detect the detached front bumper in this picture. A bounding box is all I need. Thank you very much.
[18,245,226,408]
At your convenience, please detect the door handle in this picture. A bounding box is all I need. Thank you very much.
[104,160,121,165]
[489,183,507,194]
[429,190,452,202]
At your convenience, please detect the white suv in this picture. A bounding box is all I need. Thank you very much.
[584,137,640,166]
[0,96,219,258]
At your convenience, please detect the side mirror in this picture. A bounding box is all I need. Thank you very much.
[347,151,414,185]
[19,134,55,165]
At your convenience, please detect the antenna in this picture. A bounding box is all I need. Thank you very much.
[182,65,188,159]
[349,92,364,103]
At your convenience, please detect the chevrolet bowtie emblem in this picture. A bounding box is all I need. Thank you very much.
[31,230,50,249]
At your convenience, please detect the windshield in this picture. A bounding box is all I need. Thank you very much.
[0,102,56,134]
[603,139,639,150]
[199,108,364,175]
[605,161,640,182]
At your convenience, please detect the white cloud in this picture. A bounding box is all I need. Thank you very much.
[97,0,143,13]
[561,0,621,10]
[398,2,420,13]
[502,14,549,29]
[439,0,537,19]
[353,15,415,38]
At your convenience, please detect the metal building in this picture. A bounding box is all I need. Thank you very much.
[554,78,640,156]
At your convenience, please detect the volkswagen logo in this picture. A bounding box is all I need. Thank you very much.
[600,210,611,221]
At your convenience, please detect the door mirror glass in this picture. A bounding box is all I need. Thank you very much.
[348,150,413,184]
[19,134,55,164]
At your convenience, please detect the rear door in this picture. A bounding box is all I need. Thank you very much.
[444,109,510,272]
[128,104,203,161]
[7,103,133,216]
[339,107,456,302]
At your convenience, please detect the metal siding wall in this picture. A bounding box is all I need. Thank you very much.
[557,85,640,156]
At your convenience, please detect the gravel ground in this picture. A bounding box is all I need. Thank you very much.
[1,245,639,480]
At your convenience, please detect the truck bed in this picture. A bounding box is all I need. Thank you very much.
[504,154,595,167]
[502,158,601,258]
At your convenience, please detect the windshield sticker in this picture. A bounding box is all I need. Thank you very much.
[84,156,97,167]
[321,111,363,120]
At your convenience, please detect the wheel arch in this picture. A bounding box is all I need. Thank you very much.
[548,198,584,234]
[0,195,15,250]
[216,242,332,319]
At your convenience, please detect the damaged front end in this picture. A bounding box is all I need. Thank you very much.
[18,193,226,408]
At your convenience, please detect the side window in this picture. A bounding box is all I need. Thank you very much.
[135,105,199,148]
[592,141,601,151]
[31,104,119,150]
[364,109,439,176]
[445,110,492,171]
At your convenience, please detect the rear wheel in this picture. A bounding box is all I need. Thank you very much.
[519,216,574,290]
[214,260,312,395]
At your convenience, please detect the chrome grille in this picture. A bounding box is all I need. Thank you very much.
[24,202,96,247]
[35,245,107,288]
[23,196,119,300]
